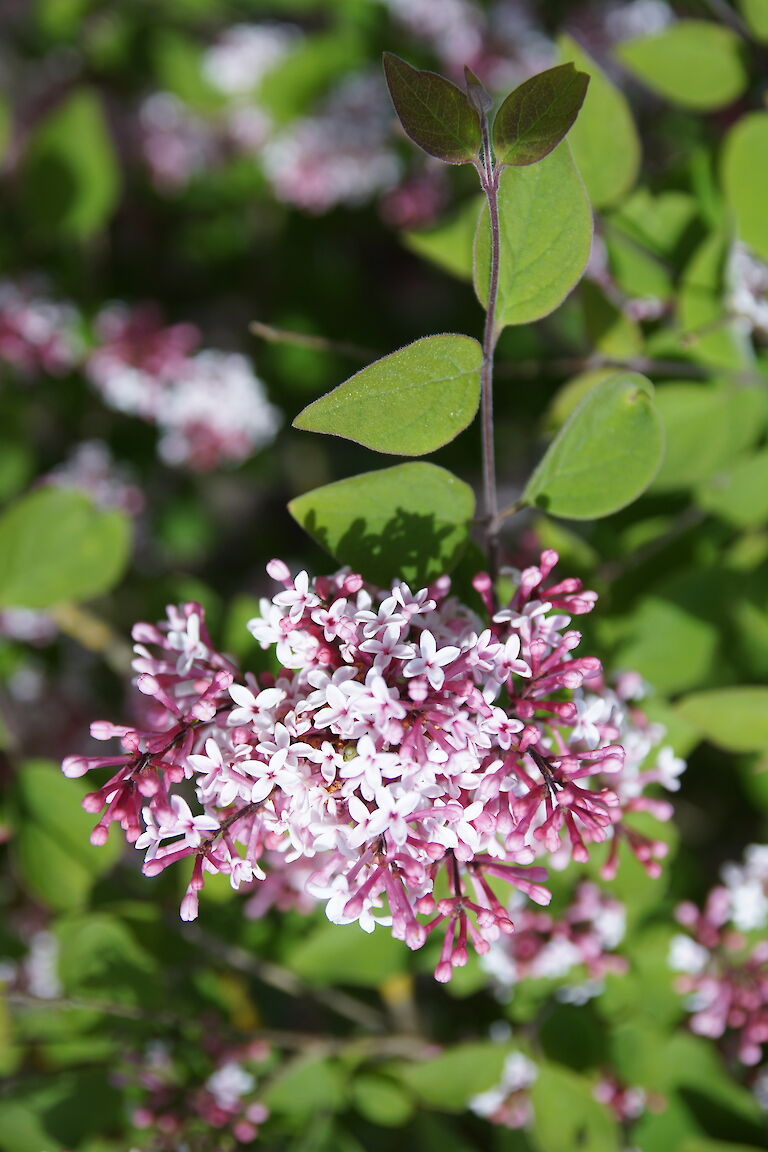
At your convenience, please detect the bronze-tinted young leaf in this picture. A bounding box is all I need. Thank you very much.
[383,52,481,165]
[493,63,589,167]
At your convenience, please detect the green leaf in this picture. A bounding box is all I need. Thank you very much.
[697,448,768,528]
[738,0,768,41]
[616,21,747,111]
[679,232,750,369]
[351,1074,414,1127]
[492,63,589,167]
[581,281,643,359]
[544,368,618,433]
[531,1063,619,1152]
[286,923,406,987]
[402,195,483,282]
[651,383,767,492]
[56,913,157,1001]
[257,29,363,124]
[677,687,768,752]
[288,462,474,587]
[382,53,481,164]
[557,35,640,208]
[293,334,482,455]
[614,598,719,696]
[397,1043,508,1111]
[473,142,592,329]
[263,1054,346,1116]
[722,113,768,262]
[523,372,664,519]
[0,487,131,609]
[22,88,120,240]
[11,761,121,913]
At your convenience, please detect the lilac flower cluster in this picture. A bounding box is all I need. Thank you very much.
[118,1038,270,1149]
[481,880,627,1000]
[670,844,768,1070]
[86,306,280,471]
[0,279,81,377]
[63,553,680,981]
[0,287,280,472]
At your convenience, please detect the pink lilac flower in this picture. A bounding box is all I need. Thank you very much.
[46,440,145,516]
[63,553,680,982]
[469,1050,538,1128]
[86,305,280,471]
[670,845,768,1067]
[0,279,81,376]
[481,880,627,999]
[261,74,400,213]
[119,1038,271,1149]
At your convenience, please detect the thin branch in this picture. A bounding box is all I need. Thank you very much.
[50,602,133,675]
[179,923,388,1033]
[495,353,766,386]
[250,320,375,361]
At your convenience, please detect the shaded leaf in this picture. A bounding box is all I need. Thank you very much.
[286,923,405,987]
[11,761,121,912]
[581,281,642,359]
[651,383,767,492]
[679,232,749,369]
[697,448,768,528]
[523,372,664,519]
[403,195,483,282]
[557,35,640,208]
[293,334,482,455]
[397,1043,508,1111]
[288,462,474,587]
[0,487,131,609]
[383,53,481,164]
[22,88,120,239]
[531,1062,619,1152]
[677,687,768,752]
[617,21,747,111]
[351,1074,414,1127]
[263,1054,346,1116]
[474,142,592,329]
[492,63,588,167]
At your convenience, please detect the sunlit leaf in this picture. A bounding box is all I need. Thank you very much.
[617,21,747,110]
[474,142,592,329]
[738,0,768,41]
[523,373,664,519]
[22,88,120,239]
[677,687,768,752]
[0,487,131,609]
[293,334,482,455]
[722,112,768,262]
[557,35,640,208]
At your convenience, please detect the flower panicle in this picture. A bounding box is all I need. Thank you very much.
[63,553,683,982]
